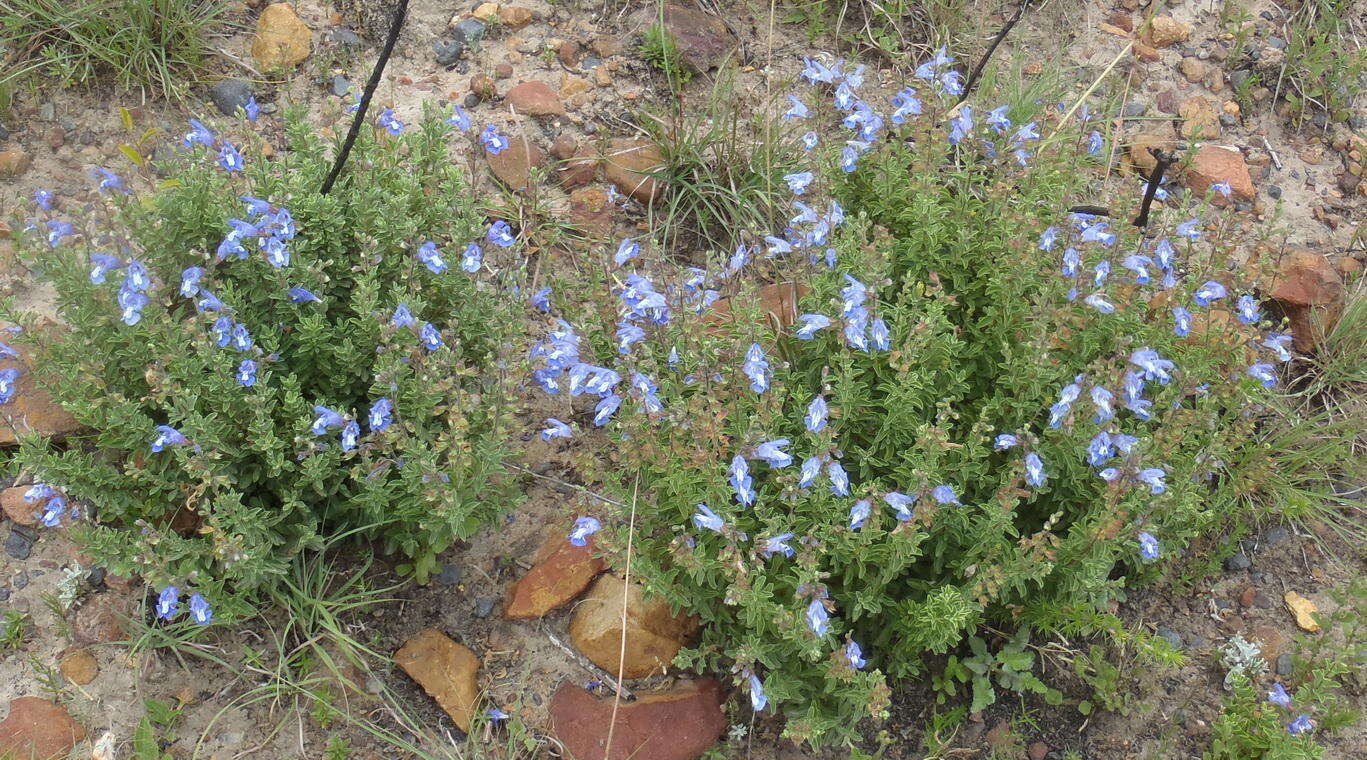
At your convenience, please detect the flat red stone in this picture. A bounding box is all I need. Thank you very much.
[549,678,727,760]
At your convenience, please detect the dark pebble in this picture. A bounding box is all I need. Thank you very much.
[1157,627,1184,649]
[1267,184,1283,200]
[330,27,362,48]
[1276,653,1293,676]
[0,123,9,140]
[1224,553,1252,571]
[11,572,26,590]
[1268,37,1287,50]
[436,563,462,586]
[209,79,254,117]
[87,566,106,588]
[1350,113,1367,130]
[1265,525,1289,545]
[331,75,350,97]
[463,93,482,109]
[453,19,486,47]
[1311,111,1327,129]
[1190,635,1210,650]
[581,57,602,70]
[1239,538,1258,553]
[1254,592,1274,609]
[1123,101,1148,118]
[434,38,465,67]
[3,529,33,560]
[1229,69,1251,90]
[0,588,8,602]
[474,597,495,618]
[1220,113,1238,128]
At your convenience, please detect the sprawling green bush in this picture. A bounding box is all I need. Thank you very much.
[5,105,518,619]
[543,62,1313,744]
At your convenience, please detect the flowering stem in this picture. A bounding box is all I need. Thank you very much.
[319,0,411,195]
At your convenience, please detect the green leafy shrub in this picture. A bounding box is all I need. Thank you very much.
[5,105,519,619]
[541,61,1333,745]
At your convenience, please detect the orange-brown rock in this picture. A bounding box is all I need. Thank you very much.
[568,186,615,235]
[568,574,697,679]
[0,332,81,446]
[602,138,664,204]
[549,678,726,760]
[59,649,99,685]
[394,628,479,732]
[1267,247,1344,351]
[0,697,87,760]
[506,81,565,116]
[1183,144,1255,204]
[0,486,38,526]
[486,134,545,193]
[251,3,312,70]
[71,593,129,645]
[504,533,606,619]
[705,281,811,335]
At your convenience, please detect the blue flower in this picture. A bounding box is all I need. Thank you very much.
[124,260,151,291]
[88,253,122,284]
[178,266,205,298]
[1091,385,1115,423]
[759,533,795,558]
[568,516,601,546]
[189,593,213,625]
[419,322,443,351]
[217,142,244,172]
[798,456,821,489]
[1099,467,1120,482]
[243,96,260,122]
[884,491,915,521]
[1268,683,1292,707]
[1175,218,1201,240]
[730,455,755,506]
[890,87,921,123]
[33,189,54,210]
[416,241,448,273]
[846,640,867,669]
[986,105,1012,133]
[794,313,831,339]
[840,141,863,172]
[844,307,869,350]
[742,343,771,394]
[915,46,954,80]
[488,220,515,247]
[783,95,809,120]
[311,406,345,435]
[340,420,360,451]
[1081,221,1115,246]
[1173,306,1193,337]
[1211,181,1232,198]
[262,235,290,268]
[1263,333,1293,362]
[801,131,819,150]
[447,105,471,130]
[849,499,871,530]
[1247,362,1277,388]
[805,396,828,433]
[948,105,973,144]
[369,398,394,432]
[612,237,640,267]
[480,125,510,154]
[197,290,226,313]
[1130,348,1175,384]
[530,286,552,312]
[1137,531,1160,560]
[939,69,964,96]
[1025,452,1046,487]
[754,439,793,468]
[1084,292,1115,314]
[931,485,959,505]
[1039,227,1059,251]
[230,322,253,351]
[151,425,187,452]
[870,317,890,351]
[1086,432,1114,467]
[784,171,815,195]
[182,119,215,149]
[376,108,405,135]
[827,461,850,496]
[592,393,621,426]
[1236,294,1262,324]
[1013,122,1040,142]
[91,167,127,193]
[39,494,68,527]
[993,433,1018,450]
[833,82,857,110]
[287,287,320,303]
[46,220,74,247]
[693,503,724,532]
[1121,255,1152,284]
[391,304,417,328]
[1137,467,1166,494]
[156,586,180,620]
[1287,715,1313,735]
[236,359,257,387]
[1087,130,1104,155]
[748,672,768,711]
[806,598,830,636]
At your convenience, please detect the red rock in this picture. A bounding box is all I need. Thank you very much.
[1268,247,1344,351]
[1,486,38,526]
[497,5,534,30]
[569,574,697,678]
[486,134,545,193]
[1183,145,1254,204]
[1028,740,1051,760]
[1133,43,1161,63]
[1239,587,1257,608]
[506,81,565,116]
[72,593,128,645]
[504,533,607,619]
[558,148,600,189]
[549,678,726,760]
[550,134,579,160]
[394,628,479,732]
[1106,11,1133,33]
[602,138,664,204]
[0,329,82,446]
[568,187,615,235]
[0,147,32,179]
[0,697,87,760]
[661,3,737,73]
[558,40,582,67]
[705,282,811,334]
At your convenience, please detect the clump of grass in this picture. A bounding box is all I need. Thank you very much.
[1278,0,1366,125]
[639,21,692,89]
[0,0,233,97]
[1,609,29,650]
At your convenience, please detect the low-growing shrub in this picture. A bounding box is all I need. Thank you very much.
[5,105,519,620]
[536,56,1333,745]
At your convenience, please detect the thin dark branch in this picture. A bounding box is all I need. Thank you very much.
[1132,148,1179,228]
[320,0,410,195]
[956,0,1032,106]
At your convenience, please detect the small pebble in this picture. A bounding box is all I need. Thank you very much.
[1224,552,1252,571]
[1157,627,1184,649]
[11,571,27,590]
[434,38,465,67]
[1264,525,1289,544]
[1267,185,1283,200]
[1123,101,1147,118]
[436,563,462,586]
[463,93,482,109]
[474,597,495,618]
[1276,653,1294,676]
[331,75,351,97]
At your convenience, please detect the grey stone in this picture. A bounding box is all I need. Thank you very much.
[453,19,486,48]
[366,674,384,694]
[1311,111,1328,129]
[39,102,55,121]
[463,93,481,109]
[1123,101,1148,118]
[434,38,465,66]
[1265,525,1290,545]
[1239,538,1258,553]
[436,563,462,586]
[581,57,602,70]
[1220,113,1238,128]
[1349,113,1367,130]
[474,597,495,618]
[1229,70,1251,90]
[1268,184,1283,200]
[87,566,106,588]
[210,79,254,117]
[3,528,33,560]
[330,75,350,97]
[1224,552,1252,571]
[330,27,362,48]
[0,588,8,602]
[0,122,9,140]
[1157,627,1184,649]
[1276,653,1293,676]
[1191,635,1210,650]
[11,572,26,590]
[1268,37,1287,50]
